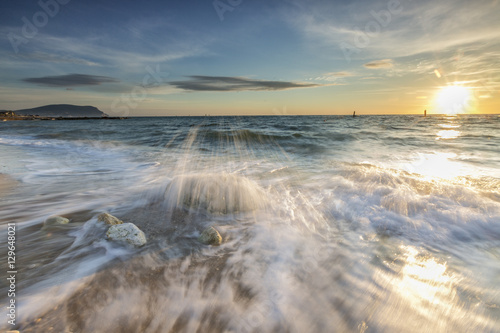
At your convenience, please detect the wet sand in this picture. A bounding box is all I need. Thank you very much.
[16,204,248,333]
[0,173,17,197]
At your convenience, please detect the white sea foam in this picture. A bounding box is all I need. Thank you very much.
[164,172,267,214]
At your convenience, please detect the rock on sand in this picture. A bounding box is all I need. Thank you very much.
[106,223,147,247]
[43,216,70,229]
[199,226,222,246]
[97,212,123,225]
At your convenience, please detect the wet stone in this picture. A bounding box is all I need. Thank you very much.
[199,226,222,246]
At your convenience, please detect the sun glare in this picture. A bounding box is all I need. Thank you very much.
[435,85,472,114]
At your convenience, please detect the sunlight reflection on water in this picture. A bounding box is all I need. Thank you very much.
[438,123,461,129]
[404,152,464,179]
[436,129,461,140]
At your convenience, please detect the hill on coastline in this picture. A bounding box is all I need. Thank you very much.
[14,104,107,118]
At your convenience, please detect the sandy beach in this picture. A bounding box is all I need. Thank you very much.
[0,173,17,197]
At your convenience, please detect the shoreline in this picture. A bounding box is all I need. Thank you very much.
[1,116,128,121]
[0,173,17,198]
[0,116,128,121]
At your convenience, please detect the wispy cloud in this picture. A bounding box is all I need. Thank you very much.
[312,71,354,82]
[170,76,321,92]
[286,0,500,60]
[364,59,393,69]
[0,23,210,77]
[325,71,353,77]
[15,52,100,66]
[28,34,205,72]
[23,74,118,87]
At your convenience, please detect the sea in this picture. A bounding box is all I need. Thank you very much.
[0,115,499,332]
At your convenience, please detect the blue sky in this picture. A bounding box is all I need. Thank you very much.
[1,0,499,115]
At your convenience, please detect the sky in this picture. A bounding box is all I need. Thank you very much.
[1,0,499,116]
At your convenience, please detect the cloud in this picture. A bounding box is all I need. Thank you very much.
[286,0,500,61]
[364,59,394,69]
[312,71,354,82]
[0,28,209,76]
[324,71,353,77]
[23,74,118,87]
[170,76,321,92]
[15,52,100,66]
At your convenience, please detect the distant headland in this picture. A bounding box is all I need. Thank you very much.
[0,104,127,121]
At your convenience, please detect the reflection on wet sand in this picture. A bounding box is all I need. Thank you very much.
[397,246,455,317]
[370,244,495,332]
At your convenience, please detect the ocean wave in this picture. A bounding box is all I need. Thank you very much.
[164,172,267,214]
[194,128,290,143]
[324,163,500,245]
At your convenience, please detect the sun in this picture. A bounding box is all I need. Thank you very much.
[435,85,472,114]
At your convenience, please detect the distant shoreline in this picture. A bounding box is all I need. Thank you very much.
[1,116,128,121]
[1,104,112,120]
